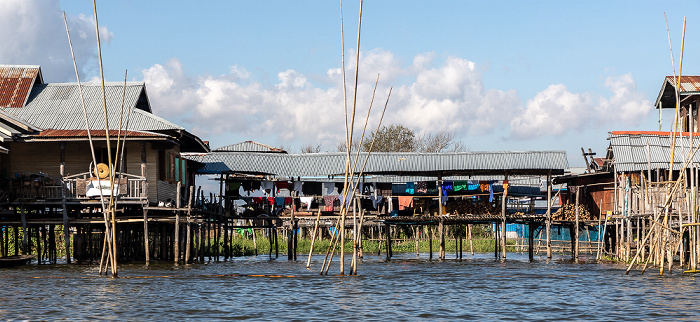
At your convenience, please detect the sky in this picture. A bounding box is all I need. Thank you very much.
[2,0,700,167]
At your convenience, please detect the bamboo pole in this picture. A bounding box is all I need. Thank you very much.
[306,210,323,268]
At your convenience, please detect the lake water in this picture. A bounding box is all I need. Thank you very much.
[1,252,698,321]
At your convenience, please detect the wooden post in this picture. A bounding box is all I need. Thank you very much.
[185,185,193,264]
[574,186,580,262]
[546,172,552,259]
[429,226,433,260]
[528,222,535,262]
[385,222,391,260]
[415,226,419,257]
[502,173,509,259]
[174,182,181,263]
[468,224,474,255]
[143,207,150,262]
[306,210,322,268]
[21,207,27,254]
[438,175,445,259]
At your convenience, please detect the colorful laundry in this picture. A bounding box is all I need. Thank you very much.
[442,180,453,192]
[323,195,337,211]
[398,196,414,210]
[324,182,336,195]
[416,181,428,194]
[300,197,314,211]
[405,182,415,194]
[453,180,467,191]
[275,181,289,191]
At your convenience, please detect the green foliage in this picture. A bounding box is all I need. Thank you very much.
[363,124,416,152]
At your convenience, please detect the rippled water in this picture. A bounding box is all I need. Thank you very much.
[1,253,698,321]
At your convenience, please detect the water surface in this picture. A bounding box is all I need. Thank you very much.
[1,253,697,321]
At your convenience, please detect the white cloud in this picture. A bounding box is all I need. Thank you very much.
[0,0,112,82]
[509,74,653,139]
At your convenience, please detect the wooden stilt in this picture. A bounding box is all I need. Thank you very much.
[546,172,553,259]
[528,222,535,262]
[20,207,27,255]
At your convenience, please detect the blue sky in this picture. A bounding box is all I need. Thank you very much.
[3,1,700,166]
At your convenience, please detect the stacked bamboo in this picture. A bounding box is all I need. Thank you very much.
[552,204,592,221]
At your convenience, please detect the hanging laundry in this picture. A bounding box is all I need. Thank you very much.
[416,181,428,194]
[241,181,252,192]
[467,180,479,191]
[489,181,494,202]
[252,197,263,204]
[276,181,289,191]
[453,181,467,192]
[442,180,453,192]
[398,196,414,210]
[250,181,261,191]
[324,182,335,195]
[274,197,285,207]
[441,195,449,206]
[479,181,490,193]
[293,181,303,194]
[284,197,292,205]
[405,182,415,194]
[370,195,383,209]
[261,181,274,194]
[323,195,337,211]
[300,197,314,211]
[267,197,275,206]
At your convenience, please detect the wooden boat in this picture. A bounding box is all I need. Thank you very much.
[0,255,35,268]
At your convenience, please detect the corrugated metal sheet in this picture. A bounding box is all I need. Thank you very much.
[214,141,286,153]
[5,83,183,131]
[609,131,700,172]
[33,129,168,139]
[666,75,700,93]
[0,65,41,108]
[185,151,569,177]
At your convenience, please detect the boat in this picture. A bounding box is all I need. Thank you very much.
[0,255,35,268]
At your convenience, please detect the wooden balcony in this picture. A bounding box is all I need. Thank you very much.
[10,172,147,202]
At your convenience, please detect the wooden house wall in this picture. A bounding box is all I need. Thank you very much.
[0,141,179,204]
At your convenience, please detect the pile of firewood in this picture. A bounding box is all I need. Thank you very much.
[445,199,494,216]
[552,204,591,221]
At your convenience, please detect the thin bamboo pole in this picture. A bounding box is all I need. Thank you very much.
[306,209,323,268]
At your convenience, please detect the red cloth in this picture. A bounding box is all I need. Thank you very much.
[276,181,289,190]
[252,197,263,204]
[398,196,413,210]
[284,197,292,205]
[267,197,275,206]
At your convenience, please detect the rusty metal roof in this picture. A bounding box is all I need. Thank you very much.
[0,65,43,108]
[655,76,700,109]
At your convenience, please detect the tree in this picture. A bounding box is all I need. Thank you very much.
[336,138,362,152]
[300,143,322,154]
[417,130,467,153]
[362,124,416,152]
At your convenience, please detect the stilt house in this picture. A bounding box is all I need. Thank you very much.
[0,65,209,206]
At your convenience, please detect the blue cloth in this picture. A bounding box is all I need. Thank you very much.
[442,180,453,192]
[274,197,285,206]
[441,195,449,206]
[405,182,415,194]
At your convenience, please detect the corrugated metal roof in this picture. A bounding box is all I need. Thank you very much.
[185,151,569,177]
[1,82,183,131]
[214,141,287,153]
[0,65,42,108]
[32,129,168,139]
[656,76,700,109]
[609,131,700,172]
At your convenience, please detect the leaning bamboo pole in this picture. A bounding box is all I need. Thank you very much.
[306,209,323,268]
[63,11,113,274]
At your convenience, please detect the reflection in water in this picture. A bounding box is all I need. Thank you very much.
[1,253,699,320]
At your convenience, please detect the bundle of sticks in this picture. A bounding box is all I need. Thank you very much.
[445,199,494,216]
[552,203,592,221]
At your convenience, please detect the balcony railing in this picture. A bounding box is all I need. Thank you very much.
[10,172,147,202]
